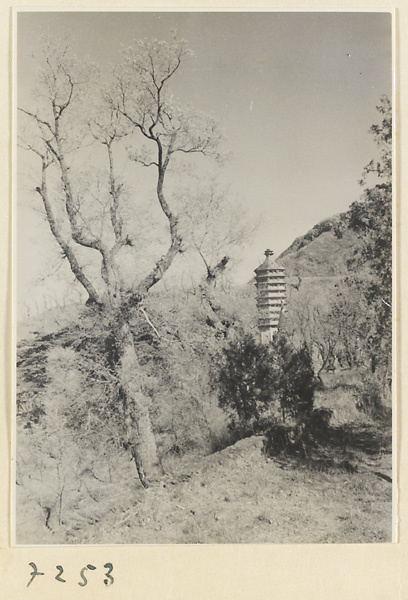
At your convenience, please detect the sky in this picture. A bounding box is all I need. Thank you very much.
[16,11,392,318]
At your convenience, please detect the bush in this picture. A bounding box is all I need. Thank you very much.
[263,408,333,459]
[263,423,306,458]
[272,336,317,421]
[215,333,319,441]
[356,376,388,416]
[215,334,277,431]
[305,408,334,438]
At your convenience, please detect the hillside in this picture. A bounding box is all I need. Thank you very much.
[277,214,361,279]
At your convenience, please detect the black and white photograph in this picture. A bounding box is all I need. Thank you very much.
[15,10,393,545]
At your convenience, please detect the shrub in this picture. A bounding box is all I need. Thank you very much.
[215,333,319,441]
[215,334,277,432]
[263,423,306,458]
[305,408,334,438]
[272,336,317,421]
[356,375,388,416]
[263,405,334,457]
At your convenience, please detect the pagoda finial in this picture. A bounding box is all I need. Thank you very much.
[264,249,274,257]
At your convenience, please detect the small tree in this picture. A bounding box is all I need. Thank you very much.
[272,336,316,421]
[216,332,318,436]
[216,334,277,431]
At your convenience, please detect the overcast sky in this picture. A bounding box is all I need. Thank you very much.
[16,11,392,318]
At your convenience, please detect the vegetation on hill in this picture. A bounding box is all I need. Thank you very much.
[278,217,361,278]
[278,96,392,402]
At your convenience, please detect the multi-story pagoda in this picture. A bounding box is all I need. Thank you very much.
[255,249,286,344]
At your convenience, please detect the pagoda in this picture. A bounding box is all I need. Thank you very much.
[254,249,286,344]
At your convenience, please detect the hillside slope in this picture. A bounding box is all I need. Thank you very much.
[277,214,361,279]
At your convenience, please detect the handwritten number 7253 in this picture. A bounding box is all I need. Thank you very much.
[27,563,114,587]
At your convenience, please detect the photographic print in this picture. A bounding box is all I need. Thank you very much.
[14,10,393,545]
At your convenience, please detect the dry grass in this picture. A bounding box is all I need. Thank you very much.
[16,428,392,545]
[16,366,392,545]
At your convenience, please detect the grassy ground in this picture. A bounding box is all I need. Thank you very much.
[16,395,392,545]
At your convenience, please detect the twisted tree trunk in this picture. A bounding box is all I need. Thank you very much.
[116,321,163,487]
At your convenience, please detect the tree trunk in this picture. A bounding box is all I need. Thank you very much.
[116,321,163,488]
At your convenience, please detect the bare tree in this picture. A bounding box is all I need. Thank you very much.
[288,281,368,377]
[19,36,222,487]
[176,180,253,282]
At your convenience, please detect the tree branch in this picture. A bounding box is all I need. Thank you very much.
[52,119,106,254]
[119,108,155,141]
[56,69,74,117]
[106,141,124,243]
[137,160,159,168]
[35,160,102,305]
[18,107,55,136]
[139,307,161,338]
